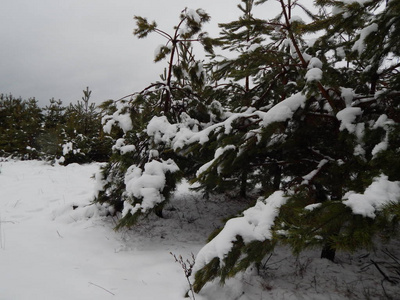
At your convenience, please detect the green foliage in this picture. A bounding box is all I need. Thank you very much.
[0,88,111,163]
[61,87,110,164]
[0,94,43,158]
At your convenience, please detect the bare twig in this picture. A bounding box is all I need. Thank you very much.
[171,252,196,299]
[88,282,115,296]
[370,259,398,285]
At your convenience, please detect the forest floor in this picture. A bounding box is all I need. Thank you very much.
[0,159,399,299]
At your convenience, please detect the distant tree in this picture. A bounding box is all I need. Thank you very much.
[37,98,66,158]
[61,87,111,164]
[0,94,42,158]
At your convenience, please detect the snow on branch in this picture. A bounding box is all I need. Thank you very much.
[352,23,378,55]
[343,175,400,218]
[122,159,179,217]
[301,159,329,185]
[196,145,236,177]
[146,92,307,151]
[336,107,363,133]
[102,103,133,134]
[193,191,287,271]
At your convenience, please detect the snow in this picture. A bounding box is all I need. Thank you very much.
[307,57,323,69]
[147,116,178,145]
[372,114,395,129]
[352,23,379,55]
[343,175,400,218]
[305,68,323,82]
[341,87,355,106]
[261,92,307,127]
[0,161,190,299]
[371,134,388,157]
[301,159,329,184]
[103,107,133,134]
[194,191,287,270]
[186,9,201,23]
[154,44,166,60]
[196,145,236,177]
[336,107,363,133]
[146,94,306,152]
[289,15,304,24]
[124,159,179,216]
[62,142,73,155]
[1,160,399,299]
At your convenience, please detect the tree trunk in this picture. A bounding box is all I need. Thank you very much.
[321,242,336,261]
[321,184,342,261]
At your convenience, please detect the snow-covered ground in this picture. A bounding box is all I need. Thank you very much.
[0,160,399,299]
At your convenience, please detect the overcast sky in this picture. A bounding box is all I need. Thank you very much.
[0,0,246,107]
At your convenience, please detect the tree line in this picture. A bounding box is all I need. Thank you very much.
[0,87,116,164]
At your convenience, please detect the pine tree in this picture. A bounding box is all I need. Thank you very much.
[62,87,109,164]
[37,98,66,158]
[182,0,312,199]
[95,8,214,228]
[192,0,400,291]
[0,94,43,158]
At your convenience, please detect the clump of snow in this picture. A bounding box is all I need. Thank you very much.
[147,116,178,145]
[304,203,322,211]
[111,139,135,155]
[336,107,363,133]
[194,191,287,271]
[343,175,400,218]
[352,23,378,55]
[120,145,136,155]
[341,87,355,106]
[123,159,179,216]
[305,68,323,82]
[289,15,304,23]
[369,114,395,157]
[186,8,202,23]
[371,138,388,157]
[372,114,395,129]
[308,57,323,69]
[102,104,133,134]
[154,44,168,60]
[178,8,204,36]
[354,144,366,156]
[62,142,80,156]
[261,92,307,127]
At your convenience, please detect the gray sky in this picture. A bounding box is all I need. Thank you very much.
[0,0,242,107]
